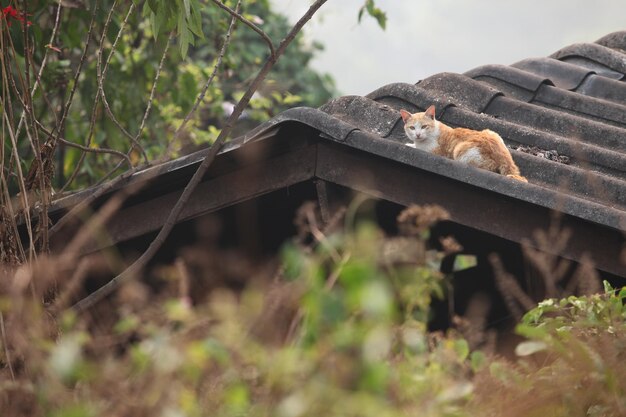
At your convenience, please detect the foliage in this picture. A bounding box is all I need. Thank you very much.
[471,282,626,417]
[518,281,626,339]
[2,202,622,416]
[0,206,476,417]
[1,0,336,194]
[358,0,387,30]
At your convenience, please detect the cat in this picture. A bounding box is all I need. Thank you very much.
[400,105,527,182]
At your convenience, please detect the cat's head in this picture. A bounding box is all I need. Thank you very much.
[400,105,439,144]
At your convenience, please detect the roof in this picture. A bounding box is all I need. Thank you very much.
[50,31,626,277]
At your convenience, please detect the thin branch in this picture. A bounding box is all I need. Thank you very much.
[0,176,27,262]
[135,31,174,145]
[0,312,15,381]
[14,2,63,139]
[72,0,330,313]
[63,183,134,257]
[102,4,129,76]
[489,254,536,321]
[96,2,148,163]
[51,257,91,312]
[57,0,100,192]
[35,121,133,167]
[3,17,46,200]
[0,23,33,262]
[48,164,142,237]
[20,0,48,203]
[26,52,62,134]
[92,157,139,187]
[62,0,117,193]
[209,0,276,61]
[164,2,238,156]
[86,32,173,187]
[306,208,341,263]
[2,113,36,261]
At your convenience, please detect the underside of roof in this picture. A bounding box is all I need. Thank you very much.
[50,31,626,277]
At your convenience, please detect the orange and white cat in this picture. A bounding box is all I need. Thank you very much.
[400,105,527,182]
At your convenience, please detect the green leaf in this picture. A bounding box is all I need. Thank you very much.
[515,323,549,340]
[515,340,548,356]
[178,69,199,109]
[359,362,390,393]
[147,0,159,13]
[188,0,204,38]
[357,6,365,23]
[49,404,96,417]
[114,315,140,334]
[281,243,305,280]
[224,384,250,414]
[372,10,387,30]
[320,291,346,325]
[203,338,231,365]
[149,11,159,40]
[339,261,375,289]
[357,0,387,30]
[178,12,190,58]
[470,351,487,372]
[453,338,470,361]
[453,254,477,272]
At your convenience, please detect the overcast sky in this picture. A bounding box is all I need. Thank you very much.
[269,0,626,96]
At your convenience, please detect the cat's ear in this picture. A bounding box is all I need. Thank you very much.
[425,105,436,120]
[399,109,412,123]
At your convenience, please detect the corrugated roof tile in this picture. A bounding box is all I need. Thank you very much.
[550,42,626,78]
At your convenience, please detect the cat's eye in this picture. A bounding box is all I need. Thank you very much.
[422,126,428,130]
[409,126,415,130]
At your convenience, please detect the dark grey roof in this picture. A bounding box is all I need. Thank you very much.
[51,31,626,277]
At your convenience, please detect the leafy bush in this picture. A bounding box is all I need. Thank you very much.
[471,284,626,417]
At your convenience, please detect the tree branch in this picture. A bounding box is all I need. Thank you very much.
[209,0,276,61]
[58,0,101,192]
[96,3,149,164]
[36,121,133,167]
[164,1,239,157]
[61,0,118,194]
[135,31,175,146]
[13,2,63,140]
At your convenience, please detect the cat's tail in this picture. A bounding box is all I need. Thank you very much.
[506,174,528,182]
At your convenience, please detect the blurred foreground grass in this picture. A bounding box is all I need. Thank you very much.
[0,205,624,417]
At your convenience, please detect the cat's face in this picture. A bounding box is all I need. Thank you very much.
[400,106,439,144]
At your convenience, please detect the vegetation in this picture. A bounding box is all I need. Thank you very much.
[1,1,623,416]
[1,0,336,193]
[1,0,386,285]
[1,204,624,416]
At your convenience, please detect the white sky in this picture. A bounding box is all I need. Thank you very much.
[269,0,626,96]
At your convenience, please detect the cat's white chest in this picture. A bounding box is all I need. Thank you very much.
[412,138,438,153]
